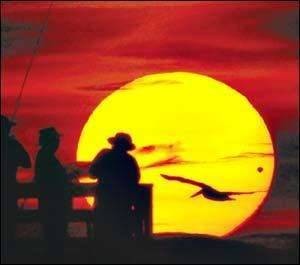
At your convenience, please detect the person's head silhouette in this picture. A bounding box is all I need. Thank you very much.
[1,115,16,136]
[39,127,61,153]
[108,132,135,152]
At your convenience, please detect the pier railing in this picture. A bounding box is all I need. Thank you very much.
[16,183,153,238]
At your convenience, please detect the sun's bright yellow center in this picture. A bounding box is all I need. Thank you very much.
[77,72,274,237]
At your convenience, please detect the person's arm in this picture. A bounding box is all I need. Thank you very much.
[89,159,98,178]
[88,149,108,179]
[34,153,41,185]
[89,157,99,179]
[89,156,101,179]
[52,156,69,180]
[130,156,141,184]
[14,140,31,168]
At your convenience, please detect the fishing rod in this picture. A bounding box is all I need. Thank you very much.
[10,2,53,210]
[12,2,53,119]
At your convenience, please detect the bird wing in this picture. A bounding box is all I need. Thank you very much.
[226,191,267,195]
[190,190,203,198]
[160,174,208,188]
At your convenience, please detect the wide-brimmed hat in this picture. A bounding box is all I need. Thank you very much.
[108,132,135,151]
[39,127,61,142]
[1,115,16,128]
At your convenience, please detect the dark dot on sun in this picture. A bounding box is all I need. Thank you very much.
[257,167,263,173]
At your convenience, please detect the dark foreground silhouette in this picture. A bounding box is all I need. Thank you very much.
[2,125,297,264]
[1,115,31,260]
[161,174,266,201]
[35,127,75,262]
[89,132,143,243]
[5,233,299,264]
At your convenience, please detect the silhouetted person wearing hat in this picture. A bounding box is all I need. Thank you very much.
[89,133,141,252]
[1,115,31,260]
[35,127,73,262]
[90,132,140,186]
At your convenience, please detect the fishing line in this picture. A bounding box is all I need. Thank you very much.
[12,2,53,119]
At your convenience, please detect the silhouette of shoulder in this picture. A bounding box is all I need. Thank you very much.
[91,148,112,165]
[127,153,137,162]
[9,137,31,168]
[126,153,140,183]
[35,149,66,184]
[89,148,111,176]
[95,148,111,159]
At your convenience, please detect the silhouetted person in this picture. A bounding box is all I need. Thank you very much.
[35,127,71,262]
[1,115,31,260]
[89,133,141,248]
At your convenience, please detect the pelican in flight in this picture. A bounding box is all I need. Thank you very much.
[161,174,266,201]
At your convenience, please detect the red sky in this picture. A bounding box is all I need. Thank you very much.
[1,1,299,236]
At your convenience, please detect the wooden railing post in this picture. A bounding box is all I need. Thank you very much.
[16,183,153,239]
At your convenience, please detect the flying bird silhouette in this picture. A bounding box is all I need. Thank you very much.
[161,174,266,201]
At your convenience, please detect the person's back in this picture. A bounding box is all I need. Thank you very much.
[90,148,140,187]
[1,116,31,199]
[35,147,68,201]
[2,136,31,196]
[1,115,31,260]
[2,136,26,174]
[89,133,141,243]
[34,127,69,261]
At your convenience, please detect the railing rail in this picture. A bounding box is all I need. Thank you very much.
[16,183,153,237]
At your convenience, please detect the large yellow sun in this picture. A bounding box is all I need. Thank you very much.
[77,72,274,237]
